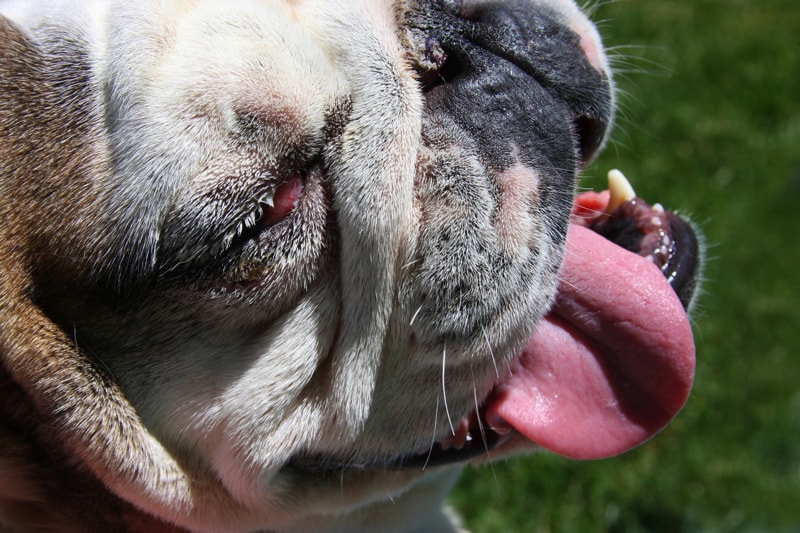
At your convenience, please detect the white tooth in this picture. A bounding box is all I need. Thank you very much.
[261,188,275,208]
[606,169,637,214]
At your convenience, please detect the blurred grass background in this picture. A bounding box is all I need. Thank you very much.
[450,0,800,531]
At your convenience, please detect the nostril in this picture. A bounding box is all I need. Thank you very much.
[437,53,468,85]
[416,47,469,93]
[573,114,606,167]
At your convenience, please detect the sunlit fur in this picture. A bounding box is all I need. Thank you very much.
[0,1,611,531]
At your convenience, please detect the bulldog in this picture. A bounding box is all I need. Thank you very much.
[0,1,701,532]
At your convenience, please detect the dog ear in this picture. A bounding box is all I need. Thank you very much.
[0,15,234,523]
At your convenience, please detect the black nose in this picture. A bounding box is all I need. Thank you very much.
[407,0,613,168]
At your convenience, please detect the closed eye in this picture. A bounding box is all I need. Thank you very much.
[209,170,309,258]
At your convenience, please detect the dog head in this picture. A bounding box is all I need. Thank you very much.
[0,1,698,531]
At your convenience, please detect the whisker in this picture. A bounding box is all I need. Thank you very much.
[472,368,488,454]
[481,326,500,379]
[401,258,421,271]
[472,368,498,479]
[422,397,440,471]
[409,305,423,327]
[442,344,456,436]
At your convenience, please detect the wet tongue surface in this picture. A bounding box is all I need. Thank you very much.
[486,203,696,459]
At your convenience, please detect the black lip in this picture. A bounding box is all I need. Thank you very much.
[391,426,511,470]
[287,426,511,474]
[590,200,703,311]
[665,212,703,310]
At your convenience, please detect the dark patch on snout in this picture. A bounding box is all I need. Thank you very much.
[393,1,615,349]
[405,0,613,170]
[404,0,613,258]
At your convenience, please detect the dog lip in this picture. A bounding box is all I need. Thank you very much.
[586,195,702,311]
[286,410,513,473]
[391,425,511,470]
[663,212,702,309]
[287,432,511,473]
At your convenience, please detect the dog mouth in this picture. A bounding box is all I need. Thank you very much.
[291,170,701,472]
[289,407,509,472]
[390,407,510,469]
[407,171,700,468]
[580,170,702,310]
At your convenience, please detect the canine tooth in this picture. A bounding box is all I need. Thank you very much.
[606,169,636,213]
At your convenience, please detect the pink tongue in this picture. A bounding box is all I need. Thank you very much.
[487,224,696,459]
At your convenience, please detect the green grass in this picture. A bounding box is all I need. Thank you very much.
[450,0,800,531]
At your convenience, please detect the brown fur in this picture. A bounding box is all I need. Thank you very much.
[0,17,184,532]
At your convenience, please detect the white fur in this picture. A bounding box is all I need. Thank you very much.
[0,1,609,531]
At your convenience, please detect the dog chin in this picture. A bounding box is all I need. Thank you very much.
[0,1,700,532]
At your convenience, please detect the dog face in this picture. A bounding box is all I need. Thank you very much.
[0,1,698,532]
